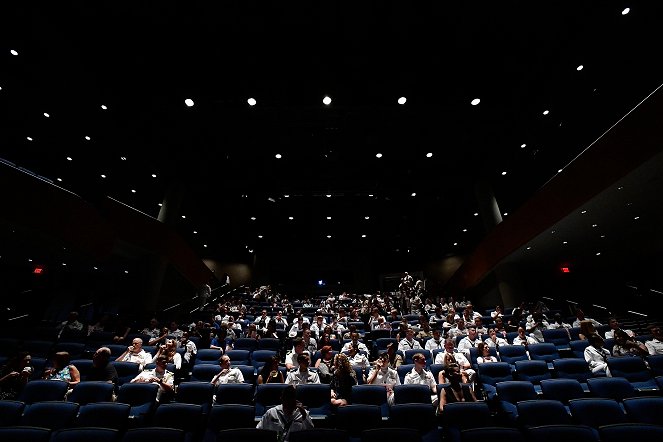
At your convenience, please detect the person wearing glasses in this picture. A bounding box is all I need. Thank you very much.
[116,337,152,370]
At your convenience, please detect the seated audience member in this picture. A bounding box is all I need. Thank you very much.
[448,318,469,340]
[604,317,635,339]
[148,327,170,346]
[457,326,481,358]
[285,338,310,370]
[141,318,161,341]
[484,328,509,348]
[330,353,358,407]
[153,339,182,370]
[645,325,663,355]
[347,342,370,369]
[425,329,445,351]
[434,339,474,384]
[584,334,612,376]
[288,316,306,338]
[285,353,320,385]
[211,355,245,385]
[612,329,648,357]
[179,332,197,372]
[473,317,488,335]
[386,342,404,369]
[116,337,153,370]
[492,317,508,336]
[111,317,132,344]
[578,319,602,341]
[439,362,477,413]
[572,308,602,328]
[367,352,400,406]
[404,353,437,405]
[244,323,260,340]
[257,355,284,384]
[429,307,446,327]
[310,315,327,338]
[315,345,335,384]
[302,329,317,355]
[526,311,549,343]
[57,311,85,339]
[490,305,504,320]
[0,351,32,400]
[44,351,81,389]
[87,347,118,386]
[130,355,174,402]
[167,321,184,340]
[547,313,572,330]
[398,327,422,352]
[476,342,498,364]
[341,331,369,354]
[512,326,538,346]
[271,311,288,329]
[210,326,232,352]
[256,385,313,441]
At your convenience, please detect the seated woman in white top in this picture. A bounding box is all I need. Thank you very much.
[476,342,498,364]
[367,352,400,405]
[512,327,538,346]
[484,328,509,348]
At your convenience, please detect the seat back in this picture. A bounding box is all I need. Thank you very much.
[206,404,256,437]
[20,401,80,430]
[70,359,94,381]
[251,350,278,369]
[350,384,389,416]
[542,329,572,349]
[498,345,529,366]
[116,383,159,417]
[254,383,288,416]
[569,340,589,359]
[295,383,331,417]
[111,362,141,386]
[363,428,423,442]
[396,364,414,384]
[67,381,115,405]
[623,396,663,425]
[121,427,184,442]
[289,429,350,442]
[0,426,51,442]
[552,358,592,383]
[175,382,214,412]
[232,338,258,352]
[257,338,281,351]
[0,400,25,426]
[459,427,525,442]
[514,360,552,384]
[586,377,636,401]
[214,382,254,405]
[599,423,663,440]
[225,349,251,366]
[568,398,627,428]
[216,429,276,442]
[393,384,432,404]
[334,404,383,436]
[76,402,130,430]
[495,380,537,404]
[440,401,493,442]
[194,349,223,365]
[404,349,431,366]
[646,354,663,377]
[539,379,585,404]
[389,403,437,432]
[477,362,513,386]
[50,427,119,442]
[528,343,560,363]
[191,364,220,382]
[516,399,572,427]
[606,356,653,382]
[525,424,599,442]
[19,379,69,404]
[153,403,202,433]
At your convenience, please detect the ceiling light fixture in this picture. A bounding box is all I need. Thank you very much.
[184,98,194,107]
[474,212,479,216]
[503,212,508,216]
[558,169,563,173]
[581,210,587,214]
[203,244,207,248]
[326,194,331,198]
[501,171,507,176]
[84,136,91,141]
[250,217,256,221]
[634,216,640,220]
[288,216,294,220]
[247,97,257,106]
[521,143,526,148]
[361,234,367,238]
[398,97,407,105]
[120,156,127,161]
[526,246,531,250]
[275,153,282,159]
[10,49,18,56]
[622,7,630,15]
[131,189,136,193]
[26,136,33,141]
[411,192,416,197]
[453,242,458,246]
[151,174,157,178]
[375,153,383,158]
[100,174,106,178]
[471,98,480,106]
[66,156,72,161]
[364,216,370,220]
[326,235,332,238]
[284,194,289,198]
[326,216,332,220]
[100,105,107,110]
[596,252,601,256]
[323,96,332,105]
[43,112,50,118]
[426,152,433,158]
[181,215,185,219]
[258,235,263,239]
[542,110,550,115]
[592,224,598,227]
[193,230,197,234]
[577,65,584,71]
[56,178,62,182]
[462,228,468,232]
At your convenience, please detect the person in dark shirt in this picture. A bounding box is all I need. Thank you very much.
[87,347,118,392]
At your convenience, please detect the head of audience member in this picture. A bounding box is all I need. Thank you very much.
[455,318,466,330]
[648,324,663,340]
[320,345,334,362]
[477,342,490,358]
[280,385,298,414]
[296,353,310,372]
[467,326,478,340]
[350,331,361,344]
[218,355,231,370]
[293,337,306,354]
[148,318,159,330]
[588,334,605,348]
[130,338,143,354]
[575,309,586,321]
[444,338,456,353]
[334,352,352,374]
[169,321,179,332]
[93,347,111,367]
[412,352,427,371]
[52,351,71,370]
[579,320,597,339]
[445,361,462,386]
[607,317,621,331]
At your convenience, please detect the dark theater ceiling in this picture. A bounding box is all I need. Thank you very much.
[1,1,662,288]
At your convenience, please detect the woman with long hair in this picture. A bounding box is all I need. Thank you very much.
[43,351,80,389]
[315,345,334,384]
[330,353,357,407]
[257,355,284,384]
[153,339,182,370]
[0,351,32,400]
[438,362,476,413]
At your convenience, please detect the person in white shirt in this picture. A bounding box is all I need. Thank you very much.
[584,335,612,376]
[285,354,320,385]
[211,355,245,385]
[398,327,422,352]
[367,352,401,405]
[572,309,602,328]
[256,385,313,442]
[429,307,446,328]
[346,343,370,369]
[271,311,289,329]
[368,308,386,331]
[645,325,663,355]
[309,315,327,339]
[434,339,475,384]
[130,355,174,402]
[476,342,498,364]
[341,332,369,354]
[288,317,306,338]
[285,338,310,370]
[425,329,445,351]
[403,353,437,405]
[547,313,572,330]
[525,312,549,343]
[254,310,271,332]
[116,338,152,370]
[484,328,509,348]
[473,317,488,335]
[448,318,469,341]
[512,326,538,346]
[457,327,481,358]
[462,304,481,322]
[604,317,635,339]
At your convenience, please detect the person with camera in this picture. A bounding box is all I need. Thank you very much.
[116,337,152,370]
[0,351,33,400]
[367,352,400,405]
[152,339,182,370]
[130,355,174,402]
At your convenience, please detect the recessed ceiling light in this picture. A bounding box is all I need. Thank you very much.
[184,98,194,107]
[66,156,72,161]
[131,189,136,193]
[193,230,197,234]
[326,235,332,238]
[471,98,480,106]
[100,174,106,178]
[601,235,606,238]
[93,266,98,270]
[151,174,157,178]
[596,252,601,256]
[326,194,331,198]
[26,136,33,141]
[558,169,563,173]
[120,156,127,161]
[181,215,185,219]
[100,104,107,110]
[84,136,91,141]
[43,112,50,118]
[250,217,256,221]
[62,263,67,266]
[503,212,508,216]
[258,235,263,239]
[284,194,289,198]
[453,242,458,246]
[124,270,129,273]
[521,143,526,148]
[474,212,479,216]
[581,210,587,214]
[618,186,623,190]
[375,153,383,158]
[361,234,367,238]
[275,153,282,159]
[526,246,531,250]
[542,110,550,115]
[56,177,62,182]
[411,192,416,197]
[576,65,584,71]
[288,216,294,220]
[426,152,433,158]
[634,216,640,220]
[551,230,556,234]
[592,224,598,227]
[501,171,507,176]
[247,97,257,106]
[462,228,468,232]
[563,241,568,244]
[365,216,370,220]
[10,49,18,56]
[326,216,332,220]
[398,96,407,105]
[323,96,332,105]
[248,249,253,253]
[203,244,207,248]
[28,258,32,262]
[622,7,630,15]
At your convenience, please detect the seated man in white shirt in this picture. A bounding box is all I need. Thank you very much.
[341,332,369,354]
[604,317,635,339]
[367,352,400,406]
[645,325,663,355]
[447,318,469,341]
[457,326,481,358]
[116,337,153,370]
[403,352,437,405]
[211,355,245,385]
[398,327,422,352]
[512,326,538,346]
[346,342,370,369]
[484,328,509,348]
[425,329,444,351]
[434,338,475,384]
[256,385,313,441]
[285,353,320,385]
[130,355,174,402]
[572,308,602,328]
[547,313,572,330]
[584,334,612,376]
[285,338,310,370]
